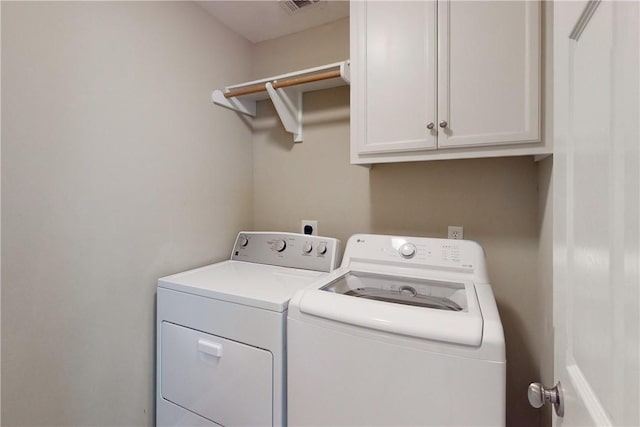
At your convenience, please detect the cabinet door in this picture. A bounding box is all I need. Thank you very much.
[351,1,437,157]
[437,1,540,148]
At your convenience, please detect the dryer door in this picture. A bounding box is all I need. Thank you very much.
[160,322,273,426]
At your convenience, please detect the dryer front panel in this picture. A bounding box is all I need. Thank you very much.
[161,321,273,426]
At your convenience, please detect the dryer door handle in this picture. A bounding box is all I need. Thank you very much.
[198,338,224,358]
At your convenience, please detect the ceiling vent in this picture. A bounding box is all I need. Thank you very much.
[279,0,323,15]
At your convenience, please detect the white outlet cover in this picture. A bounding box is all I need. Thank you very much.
[448,226,464,240]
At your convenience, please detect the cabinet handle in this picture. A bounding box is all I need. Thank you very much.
[426,122,435,130]
[439,120,448,128]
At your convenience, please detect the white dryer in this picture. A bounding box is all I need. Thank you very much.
[288,234,506,426]
[156,232,340,427]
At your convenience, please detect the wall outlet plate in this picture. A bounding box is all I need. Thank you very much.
[301,220,318,235]
[448,226,464,240]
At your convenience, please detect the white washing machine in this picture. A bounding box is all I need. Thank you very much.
[156,231,340,427]
[288,233,506,426]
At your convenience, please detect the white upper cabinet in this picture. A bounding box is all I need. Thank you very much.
[351,1,549,165]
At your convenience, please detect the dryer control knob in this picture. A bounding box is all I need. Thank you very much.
[317,242,328,255]
[399,243,417,258]
[303,242,313,254]
[274,239,287,252]
[238,236,249,247]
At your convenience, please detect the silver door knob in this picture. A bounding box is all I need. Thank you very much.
[528,381,564,417]
[439,120,448,128]
[426,122,435,130]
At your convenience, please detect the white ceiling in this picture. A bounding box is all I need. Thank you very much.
[197,1,349,44]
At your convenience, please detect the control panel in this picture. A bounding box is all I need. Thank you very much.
[230,232,341,273]
[342,234,488,280]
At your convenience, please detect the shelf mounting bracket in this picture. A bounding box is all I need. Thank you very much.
[266,82,303,143]
[211,89,256,117]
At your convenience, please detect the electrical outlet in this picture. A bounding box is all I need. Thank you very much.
[301,220,318,235]
[448,226,464,240]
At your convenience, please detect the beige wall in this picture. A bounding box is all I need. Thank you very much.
[252,18,551,427]
[1,2,253,425]
[252,18,368,243]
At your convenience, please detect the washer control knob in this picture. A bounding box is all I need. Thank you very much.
[274,239,286,252]
[303,242,313,254]
[238,236,249,247]
[317,242,328,255]
[399,243,417,259]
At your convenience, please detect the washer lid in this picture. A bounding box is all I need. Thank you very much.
[158,260,326,312]
[323,271,467,311]
[297,270,483,346]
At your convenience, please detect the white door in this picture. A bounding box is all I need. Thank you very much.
[351,1,437,155]
[161,322,273,426]
[437,0,540,148]
[551,1,639,425]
